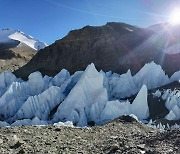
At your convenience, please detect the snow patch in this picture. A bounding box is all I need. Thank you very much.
[123,27,134,32]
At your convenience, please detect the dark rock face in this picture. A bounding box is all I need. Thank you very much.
[14,22,180,79]
[0,40,20,50]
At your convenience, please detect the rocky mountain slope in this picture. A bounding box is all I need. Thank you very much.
[14,22,180,80]
[0,29,47,72]
[0,43,36,72]
[0,116,179,154]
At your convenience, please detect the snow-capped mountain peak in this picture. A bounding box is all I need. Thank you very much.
[0,28,47,50]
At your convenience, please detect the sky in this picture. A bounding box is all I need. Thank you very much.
[0,0,180,45]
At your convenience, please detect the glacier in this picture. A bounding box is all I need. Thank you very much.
[52,63,108,126]
[171,71,180,82]
[9,86,64,123]
[152,88,180,121]
[99,85,149,124]
[0,62,179,127]
[105,62,170,99]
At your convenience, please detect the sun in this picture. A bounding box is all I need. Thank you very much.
[169,8,180,25]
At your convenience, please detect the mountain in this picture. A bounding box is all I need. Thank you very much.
[0,29,47,50]
[14,22,180,80]
[0,22,179,129]
[0,29,47,72]
[147,22,168,32]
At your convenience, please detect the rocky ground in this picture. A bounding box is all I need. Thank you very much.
[0,116,179,154]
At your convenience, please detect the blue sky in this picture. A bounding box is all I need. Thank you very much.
[0,0,180,44]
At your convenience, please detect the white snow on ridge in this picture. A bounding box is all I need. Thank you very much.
[0,62,180,127]
[0,29,47,50]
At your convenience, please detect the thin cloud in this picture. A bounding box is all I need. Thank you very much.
[45,0,147,21]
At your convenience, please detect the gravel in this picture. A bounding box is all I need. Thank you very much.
[0,116,179,154]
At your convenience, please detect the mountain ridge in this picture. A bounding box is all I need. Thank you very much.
[14,22,180,80]
[0,28,47,73]
[0,28,47,51]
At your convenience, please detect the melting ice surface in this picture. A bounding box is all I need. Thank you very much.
[0,62,180,127]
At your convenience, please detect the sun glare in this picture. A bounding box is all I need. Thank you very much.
[169,8,180,25]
